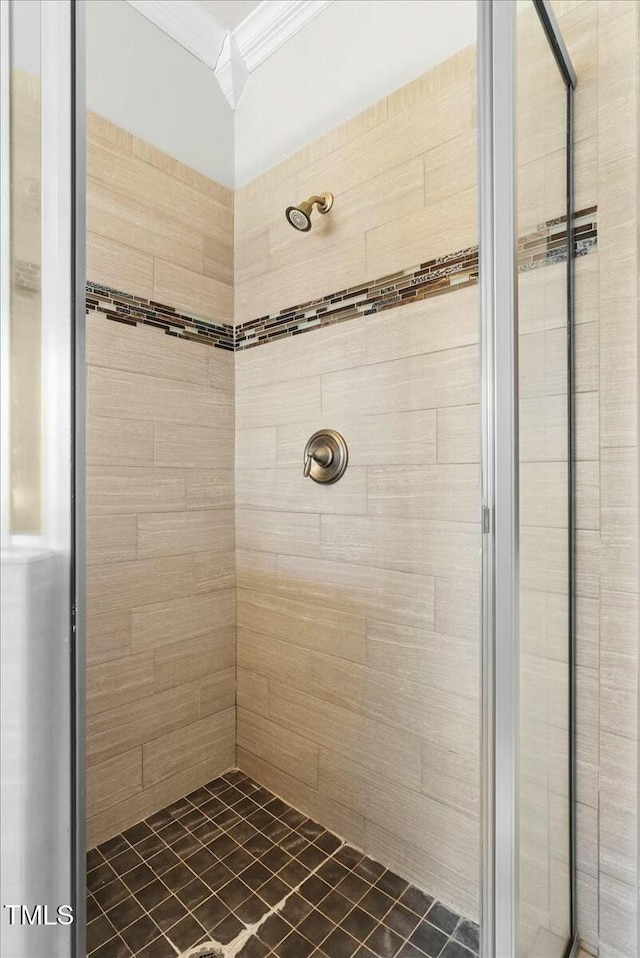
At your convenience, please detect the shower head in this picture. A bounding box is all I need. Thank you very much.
[285,192,334,232]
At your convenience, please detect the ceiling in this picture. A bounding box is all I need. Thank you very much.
[196,0,262,29]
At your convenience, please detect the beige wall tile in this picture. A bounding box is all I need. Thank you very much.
[87,748,142,818]
[274,157,425,266]
[421,737,479,818]
[87,232,154,298]
[155,423,234,470]
[203,232,234,287]
[87,751,235,848]
[154,258,232,325]
[131,589,236,651]
[319,748,478,883]
[386,44,475,116]
[366,619,478,701]
[268,681,423,791]
[137,509,234,558]
[276,410,437,467]
[209,347,235,390]
[87,652,155,717]
[436,405,480,464]
[275,554,435,630]
[87,416,155,467]
[367,464,479,523]
[153,634,235,694]
[321,515,480,580]
[185,470,235,511]
[237,708,319,787]
[435,577,480,642]
[87,465,186,516]
[87,515,138,565]
[88,180,205,274]
[365,188,476,281]
[599,731,638,887]
[87,682,200,767]
[89,366,232,426]
[237,631,477,750]
[365,288,478,366]
[237,668,269,718]
[236,550,278,593]
[236,236,366,325]
[519,255,598,335]
[236,321,366,387]
[299,77,472,203]
[236,509,320,558]
[520,461,599,531]
[87,112,133,152]
[237,589,366,663]
[85,117,236,846]
[143,709,235,786]
[199,669,237,718]
[521,590,568,663]
[236,375,321,429]
[236,427,277,470]
[601,446,638,540]
[322,346,478,419]
[237,747,365,849]
[236,466,367,516]
[88,138,232,244]
[598,872,637,958]
[365,819,479,923]
[192,550,236,594]
[520,527,568,595]
[234,229,270,287]
[130,132,233,207]
[86,610,131,667]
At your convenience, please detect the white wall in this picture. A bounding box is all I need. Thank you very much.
[86,0,234,187]
[234,0,476,186]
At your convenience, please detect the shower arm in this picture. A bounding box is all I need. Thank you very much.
[307,194,332,213]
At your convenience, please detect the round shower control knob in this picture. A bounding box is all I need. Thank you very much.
[303,430,348,484]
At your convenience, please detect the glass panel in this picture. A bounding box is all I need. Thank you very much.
[1,2,76,954]
[516,3,571,955]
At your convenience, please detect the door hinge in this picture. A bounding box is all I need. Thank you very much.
[482,506,491,534]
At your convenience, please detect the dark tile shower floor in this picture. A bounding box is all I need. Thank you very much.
[86,770,479,958]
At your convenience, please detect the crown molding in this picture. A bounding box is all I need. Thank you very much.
[215,32,250,109]
[127,0,227,71]
[234,1,332,73]
[127,0,333,109]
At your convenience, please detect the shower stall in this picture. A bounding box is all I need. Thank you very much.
[1,1,598,956]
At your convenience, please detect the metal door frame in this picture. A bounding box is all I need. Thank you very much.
[478,2,577,955]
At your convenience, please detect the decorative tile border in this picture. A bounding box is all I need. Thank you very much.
[235,206,598,350]
[85,282,235,351]
[64,206,598,354]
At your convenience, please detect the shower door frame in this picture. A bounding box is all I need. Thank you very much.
[477,2,578,956]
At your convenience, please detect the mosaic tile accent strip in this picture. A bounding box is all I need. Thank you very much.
[85,282,235,352]
[80,205,597,353]
[235,207,598,351]
[86,769,480,958]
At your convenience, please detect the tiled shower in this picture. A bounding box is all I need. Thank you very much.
[77,2,639,958]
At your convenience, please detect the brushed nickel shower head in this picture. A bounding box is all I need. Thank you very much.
[285,192,334,232]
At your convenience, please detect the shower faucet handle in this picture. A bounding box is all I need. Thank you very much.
[303,443,333,477]
[302,430,348,484]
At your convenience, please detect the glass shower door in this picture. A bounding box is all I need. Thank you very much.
[0,2,85,955]
[478,2,577,956]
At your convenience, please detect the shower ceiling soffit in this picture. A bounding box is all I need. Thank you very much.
[127,0,332,108]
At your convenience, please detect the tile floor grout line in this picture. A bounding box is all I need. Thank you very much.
[185,838,350,957]
[87,770,479,958]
